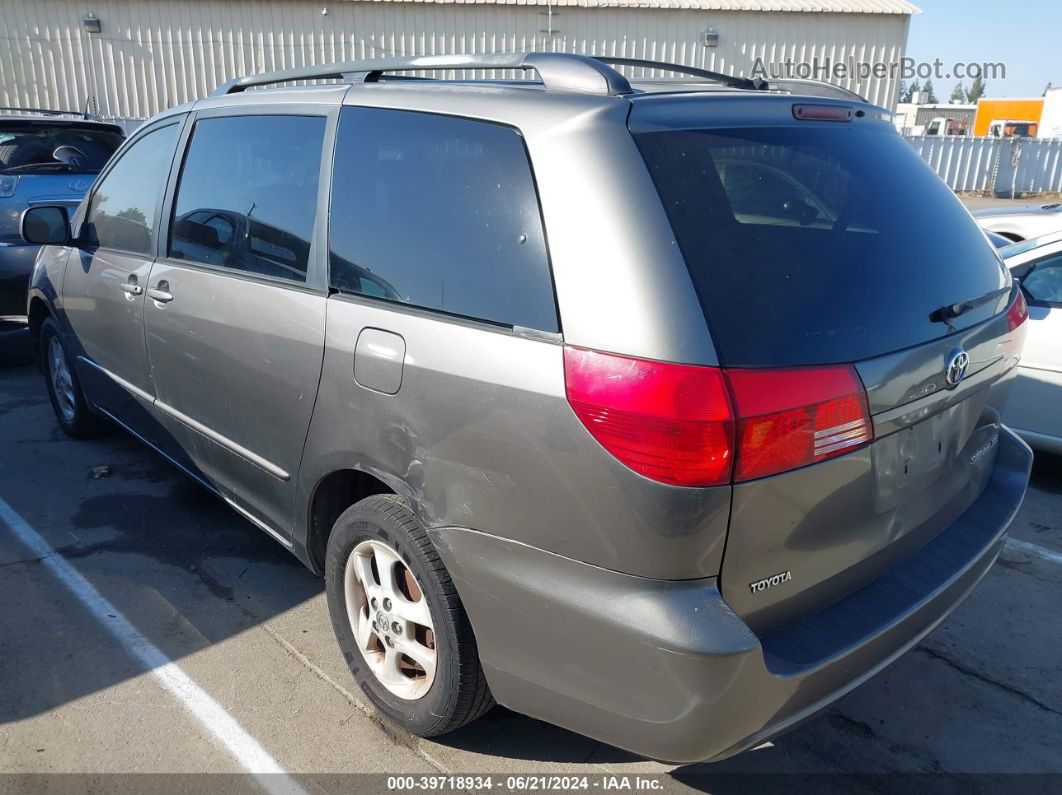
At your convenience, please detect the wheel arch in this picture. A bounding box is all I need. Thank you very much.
[305,467,398,575]
[27,294,52,341]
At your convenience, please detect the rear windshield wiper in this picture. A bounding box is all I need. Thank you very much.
[929,287,1010,324]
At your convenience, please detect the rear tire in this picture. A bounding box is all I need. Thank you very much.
[325,494,493,736]
[39,317,111,439]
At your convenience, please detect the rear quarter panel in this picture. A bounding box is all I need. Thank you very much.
[298,295,732,579]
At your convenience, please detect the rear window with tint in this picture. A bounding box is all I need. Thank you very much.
[635,125,1009,366]
[0,123,123,174]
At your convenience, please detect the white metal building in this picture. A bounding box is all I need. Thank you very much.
[1,0,917,121]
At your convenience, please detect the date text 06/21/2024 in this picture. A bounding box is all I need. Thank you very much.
[386,775,666,791]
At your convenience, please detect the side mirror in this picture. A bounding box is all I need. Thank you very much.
[21,205,71,245]
[1011,263,1034,283]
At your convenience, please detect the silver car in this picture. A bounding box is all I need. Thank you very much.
[974,202,1062,242]
[1000,231,1062,453]
[22,53,1032,763]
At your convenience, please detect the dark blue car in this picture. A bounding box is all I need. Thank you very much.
[1,109,124,317]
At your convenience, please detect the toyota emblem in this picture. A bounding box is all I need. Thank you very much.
[945,348,969,387]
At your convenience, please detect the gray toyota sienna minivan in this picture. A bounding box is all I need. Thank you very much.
[22,53,1033,763]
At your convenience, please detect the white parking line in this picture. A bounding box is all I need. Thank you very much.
[1006,536,1062,566]
[0,496,307,795]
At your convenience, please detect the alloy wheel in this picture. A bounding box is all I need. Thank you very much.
[48,336,76,423]
[344,539,437,700]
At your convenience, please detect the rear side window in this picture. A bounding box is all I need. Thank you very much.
[329,107,557,332]
[635,125,1009,366]
[169,115,326,284]
[1022,252,1062,305]
[83,123,180,254]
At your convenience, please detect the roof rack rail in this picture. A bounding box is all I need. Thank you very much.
[0,107,93,119]
[213,53,632,97]
[589,57,767,91]
[588,60,863,102]
[589,60,864,101]
[764,78,867,103]
[211,52,866,102]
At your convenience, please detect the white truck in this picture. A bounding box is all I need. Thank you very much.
[1040,87,1062,139]
[925,117,969,136]
[988,120,1039,138]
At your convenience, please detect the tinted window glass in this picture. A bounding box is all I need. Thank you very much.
[1023,253,1062,304]
[83,123,179,254]
[635,125,1009,366]
[0,123,123,174]
[329,107,557,332]
[170,115,325,283]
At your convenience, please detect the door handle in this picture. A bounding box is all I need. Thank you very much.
[120,275,143,296]
[147,281,174,304]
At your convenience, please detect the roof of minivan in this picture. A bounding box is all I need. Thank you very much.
[183,77,878,119]
[175,83,882,143]
[188,52,872,121]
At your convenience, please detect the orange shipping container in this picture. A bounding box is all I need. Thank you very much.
[974,98,1045,137]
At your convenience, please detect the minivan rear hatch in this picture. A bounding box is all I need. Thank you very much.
[630,94,1025,636]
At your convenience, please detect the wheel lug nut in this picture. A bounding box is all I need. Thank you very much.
[384,635,394,647]
[392,621,402,635]
[383,598,392,611]
[370,597,378,609]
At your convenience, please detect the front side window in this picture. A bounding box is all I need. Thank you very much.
[169,115,326,283]
[1022,253,1062,304]
[329,107,557,332]
[83,123,180,254]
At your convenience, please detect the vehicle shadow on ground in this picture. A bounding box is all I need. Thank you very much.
[430,701,902,773]
[430,705,641,764]
[0,362,325,726]
[0,321,34,366]
[1029,449,1062,492]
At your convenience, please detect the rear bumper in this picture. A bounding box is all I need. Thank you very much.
[432,427,1032,763]
[0,243,39,317]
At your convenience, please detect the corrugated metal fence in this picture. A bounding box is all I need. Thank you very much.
[907,135,1062,196]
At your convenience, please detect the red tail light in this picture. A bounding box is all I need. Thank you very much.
[563,347,734,487]
[726,366,872,482]
[1007,290,1029,331]
[564,348,873,487]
